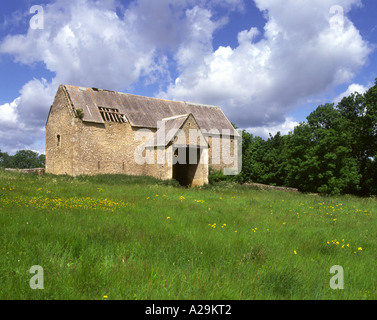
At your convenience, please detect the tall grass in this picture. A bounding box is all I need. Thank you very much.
[0,169,376,300]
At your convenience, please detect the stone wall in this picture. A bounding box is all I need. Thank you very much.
[5,168,45,176]
[45,86,75,175]
[46,90,238,186]
[206,134,239,175]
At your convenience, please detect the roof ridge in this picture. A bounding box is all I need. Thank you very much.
[184,101,219,109]
[61,84,219,109]
[161,114,190,121]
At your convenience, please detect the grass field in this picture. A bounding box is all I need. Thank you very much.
[0,169,376,300]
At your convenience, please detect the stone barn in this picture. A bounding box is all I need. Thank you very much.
[46,85,240,187]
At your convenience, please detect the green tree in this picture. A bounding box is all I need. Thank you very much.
[38,154,46,168]
[337,81,377,194]
[0,150,13,168]
[220,79,377,195]
[235,130,265,183]
[284,103,362,195]
[259,132,288,186]
[11,150,45,169]
[284,122,314,192]
[306,103,361,194]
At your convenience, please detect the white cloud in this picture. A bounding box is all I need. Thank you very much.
[162,0,372,129]
[0,0,164,91]
[0,0,176,153]
[0,0,245,153]
[333,83,369,104]
[0,90,49,154]
[246,117,299,140]
[0,0,372,153]
[0,97,20,125]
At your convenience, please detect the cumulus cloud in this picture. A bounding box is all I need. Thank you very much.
[162,0,372,129]
[333,83,369,104]
[0,0,174,153]
[0,0,245,153]
[0,0,372,153]
[1,0,165,90]
[0,94,45,154]
[247,117,299,140]
[0,97,19,126]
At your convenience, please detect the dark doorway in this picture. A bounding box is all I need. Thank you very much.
[173,147,201,186]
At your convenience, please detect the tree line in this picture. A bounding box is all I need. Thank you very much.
[0,150,45,170]
[219,79,377,196]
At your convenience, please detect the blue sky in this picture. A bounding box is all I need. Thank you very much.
[0,0,376,154]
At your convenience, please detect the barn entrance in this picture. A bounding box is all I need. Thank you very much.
[173,147,202,187]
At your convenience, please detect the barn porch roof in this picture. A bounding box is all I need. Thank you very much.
[144,114,209,149]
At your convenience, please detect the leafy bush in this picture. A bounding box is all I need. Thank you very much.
[0,149,45,169]
[236,79,377,196]
[208,167,233,184]
[76,108,84,119]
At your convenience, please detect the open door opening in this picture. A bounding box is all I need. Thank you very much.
[173,147,201,187]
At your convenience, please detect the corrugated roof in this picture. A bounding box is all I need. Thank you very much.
[63,85,239,136]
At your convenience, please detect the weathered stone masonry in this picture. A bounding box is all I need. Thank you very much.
[46,85,240,187]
